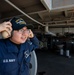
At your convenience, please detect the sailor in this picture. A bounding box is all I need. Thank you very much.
[0,17,39,75]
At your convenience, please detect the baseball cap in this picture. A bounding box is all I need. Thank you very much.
[10,17,32,30]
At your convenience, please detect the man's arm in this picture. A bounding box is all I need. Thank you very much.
[30,36,39,49]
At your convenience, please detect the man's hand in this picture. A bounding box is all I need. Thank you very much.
[0,21,12,34]
[0,21,12,38]
[28,29,34,38]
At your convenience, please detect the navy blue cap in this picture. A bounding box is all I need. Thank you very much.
[10,17,30,30]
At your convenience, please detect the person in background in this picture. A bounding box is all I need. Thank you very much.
[0,17,39,75]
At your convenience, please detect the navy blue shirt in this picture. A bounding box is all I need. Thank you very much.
[0,36,39,75]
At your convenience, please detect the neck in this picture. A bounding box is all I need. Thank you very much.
[10,38,21,44]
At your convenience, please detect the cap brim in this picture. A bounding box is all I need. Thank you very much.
[26,24,34,30]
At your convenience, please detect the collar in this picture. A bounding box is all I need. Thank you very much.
[5,39,19,53]
[5,39,26,53]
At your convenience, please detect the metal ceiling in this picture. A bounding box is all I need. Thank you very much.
[0,0,74,29]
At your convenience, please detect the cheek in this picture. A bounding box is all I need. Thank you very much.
[23,33,29,37]
[14,33,21,37]
[12,33,22,40]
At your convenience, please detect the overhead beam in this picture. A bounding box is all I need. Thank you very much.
[38,12,44,20]
[44,22,74,27]
[64,11,68,17]
[28,10,47,15]
[41,0,52,11]
[41,0,74,11]
[24,4,46,13]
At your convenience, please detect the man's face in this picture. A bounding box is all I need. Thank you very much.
[10,27,29,44]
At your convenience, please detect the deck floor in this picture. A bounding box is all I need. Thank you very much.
[36,50,74,75]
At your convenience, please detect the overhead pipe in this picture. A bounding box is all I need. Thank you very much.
[5,0,45,26]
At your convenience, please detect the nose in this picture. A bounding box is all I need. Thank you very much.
[23,30,29,36]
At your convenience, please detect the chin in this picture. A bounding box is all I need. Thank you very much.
[21,40,26,43]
